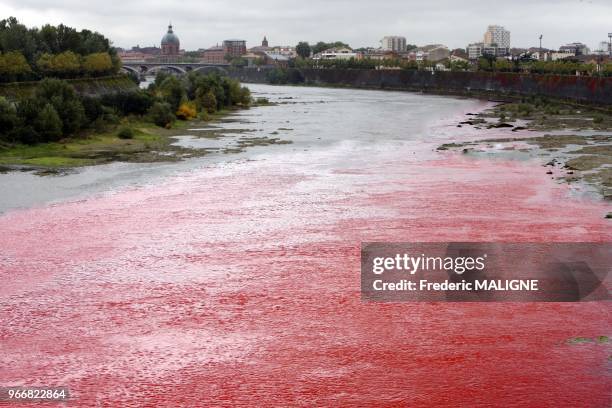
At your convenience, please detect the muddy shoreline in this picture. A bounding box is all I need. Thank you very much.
[439,100,612,208]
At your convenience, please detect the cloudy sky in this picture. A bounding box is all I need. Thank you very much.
[1,0,611,51]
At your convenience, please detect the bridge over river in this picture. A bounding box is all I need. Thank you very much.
[121,62,229,77]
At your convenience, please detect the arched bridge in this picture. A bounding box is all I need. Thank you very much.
[121,62,229,77]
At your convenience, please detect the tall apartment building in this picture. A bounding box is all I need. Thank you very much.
[381,36,407,52]
[484,25,511,48]
[222,39,247,58]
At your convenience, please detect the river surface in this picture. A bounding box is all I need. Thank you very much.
[0,84,610,406]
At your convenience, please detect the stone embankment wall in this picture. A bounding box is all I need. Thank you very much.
[230,68,612,106]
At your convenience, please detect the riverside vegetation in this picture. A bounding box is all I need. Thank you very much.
[0,71,253,169]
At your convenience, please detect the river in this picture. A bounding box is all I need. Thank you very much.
[0,84,610,406]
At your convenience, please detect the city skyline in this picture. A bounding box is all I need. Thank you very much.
[0,0,611,52]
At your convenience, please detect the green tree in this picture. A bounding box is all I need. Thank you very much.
[82,52,113,76]
[296,41,311,59]
[311,41,349,55]
[0,96,18,140]
[494,58,513,72]
[35,103,63,142]
[158,76,186,111]
[36,51,82,78]
[196,89,217,113]
[0,51,32,81]
[34,78,85,134]
[148,102,175,127]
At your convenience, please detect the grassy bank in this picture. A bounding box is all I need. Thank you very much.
[0,109,231,171]
[0,100,287,173]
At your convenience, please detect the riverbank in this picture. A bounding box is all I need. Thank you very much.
[438,99,612,203]
[0,101,286,174]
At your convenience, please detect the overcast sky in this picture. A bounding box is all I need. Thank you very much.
[1,0,611,51]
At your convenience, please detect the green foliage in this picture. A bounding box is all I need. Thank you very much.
[158,76,186,111]
[494,58,513,72]
[0,96,18,140]
[117,127,134,139]
[0,51,32,81]
[148,102,175,127]
[82,52,114,76]
[296,42,311,59]
[100,91,153,116]
[35,103,63,142]
[311,41,349,55]
[2,70,251,145]
[36,51,82,78]
[196,89,217,113]
[450,60,470,72]
[266,67,288,84]
[34,78,85,134]
[0,17,118,82]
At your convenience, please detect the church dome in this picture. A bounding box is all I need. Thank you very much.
[161,24,180,46]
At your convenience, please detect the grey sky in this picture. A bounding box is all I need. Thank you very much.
[1,0,610,51]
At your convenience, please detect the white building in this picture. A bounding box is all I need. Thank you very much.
[484,25,511,49]
[559,42,591,56]
[313,47,358,60]
[467,42,509,60]
[381,36,407,52]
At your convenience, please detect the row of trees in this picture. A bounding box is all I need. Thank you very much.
[0,17,120,82]
[0,72,251,145]
[0,50,117,82]
[476,56,608,76]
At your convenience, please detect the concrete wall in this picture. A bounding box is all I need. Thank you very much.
[230,68,612,106]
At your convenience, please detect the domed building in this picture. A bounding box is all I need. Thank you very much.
[161,24,180,56]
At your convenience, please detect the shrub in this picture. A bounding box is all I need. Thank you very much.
[196,89,217,113]
[176,102,197,120]
[593,115,604,124]
[148,102,175,127]
[80,96,104,124]
[117,127,134,139]
[34,103,63,142]
[0,97,18,141]
[158,76,186,111]
[34,78,85,135]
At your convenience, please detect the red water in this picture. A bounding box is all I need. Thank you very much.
[0,109,611,407]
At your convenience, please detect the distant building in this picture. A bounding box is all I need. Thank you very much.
[201,45,226,64]
[467,42,509,59]
[313,47,358,60]
[559,42,591,56]
[419,44,450,62]
[161,24,180,56]
[381,36,407,52]
[484,25,511,49]
[362,50,399,61]
[223,39,247,58]
[262,36,269,48]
